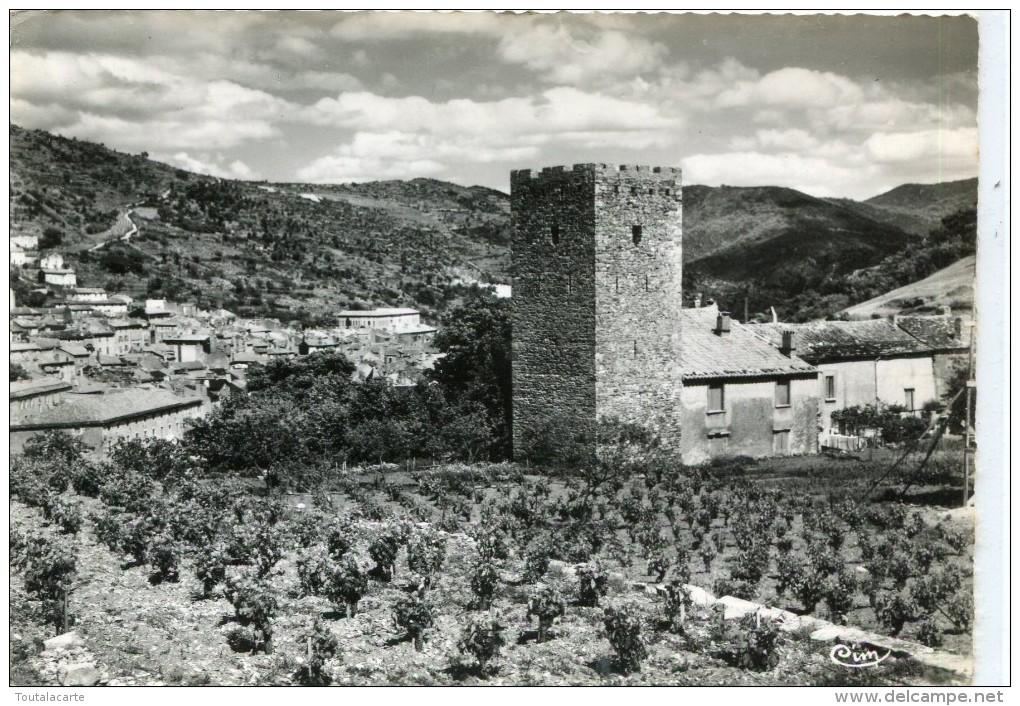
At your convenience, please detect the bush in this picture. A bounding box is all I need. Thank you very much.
[15,532,77,630]
[194,543,229,599]
[603,606,647,674]
[916,619,944,648]
[823,567,859,625]
[523,534,553,583]
[148,532,181,583]
[663,580,692,635]
[469,559,500,610]
[223,573,278,653]
[458,612,507,676]
[527,584,565,643]
[393,594,435,651]
[45,495,84,535]
[874,590,917,637]
[296,546,330,598]
[407,527,446,589]
[324,556,368,617]
[368,525,402,582]
[299,618,341,685]
[576,562,609,608]
[733,612,783,671]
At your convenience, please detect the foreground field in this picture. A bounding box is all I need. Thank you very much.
[10,440,973,686]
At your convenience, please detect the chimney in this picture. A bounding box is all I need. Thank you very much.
[715,312,731,336]
[780,330,797,357]
[942,306,952,318]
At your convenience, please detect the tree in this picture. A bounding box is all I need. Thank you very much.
[10,364,31,382]
[428,294,512,460]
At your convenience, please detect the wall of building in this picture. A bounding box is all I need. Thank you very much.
[10,403,208,455]
[816,356,938,429]
[679,375,817,465]
[10,389,66,416]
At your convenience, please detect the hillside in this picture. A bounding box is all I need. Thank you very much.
[841,255,976,320]
[682,186,919,320]
[9,125,510,324]
[826,178,978,237]
[10,125,978,325]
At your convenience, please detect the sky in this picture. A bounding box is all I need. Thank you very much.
[9,10,980,199]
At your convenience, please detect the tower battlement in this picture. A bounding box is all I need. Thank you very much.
[511,163,682,182]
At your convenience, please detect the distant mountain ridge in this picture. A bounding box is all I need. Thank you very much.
[9,124,977,324]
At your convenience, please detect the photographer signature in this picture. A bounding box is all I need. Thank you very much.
[830,642,892,668]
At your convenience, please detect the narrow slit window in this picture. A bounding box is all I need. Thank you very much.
[613,185,620,194]
[550,224,560,245]
[567,274,572,294]
[615,276,619,293]
[633,340,638,358]
[630,187,638,195]
[644,275,649,292]
[632,225,643,245]
[648,188,655,195]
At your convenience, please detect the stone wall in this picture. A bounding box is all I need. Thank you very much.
[511,164,684,458]
[593,165,684,447]
[510,165,598,456]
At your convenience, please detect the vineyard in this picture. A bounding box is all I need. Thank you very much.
[10,431,973,686]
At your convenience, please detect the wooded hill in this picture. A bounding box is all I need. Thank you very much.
[10,125,976,323]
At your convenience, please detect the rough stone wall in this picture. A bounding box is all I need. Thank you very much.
[593,165,684,447]
[511,163,684,458]
[510,166,598,456]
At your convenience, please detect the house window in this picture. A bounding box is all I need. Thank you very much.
[904,388,915,411]
[774,429,791,454]
[630,187,638,195]
[550,224,560,245]
[632,225,643,245]
[648,188,655,195]
[613,185,620,194]
[824,374,836,401]
[775,380,791,407]
[708,383,725,413]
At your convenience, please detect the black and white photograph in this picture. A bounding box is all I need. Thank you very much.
[7,9,1007,693]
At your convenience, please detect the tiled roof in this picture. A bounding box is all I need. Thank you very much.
[164,335,210,343]
[338,307,419,317]
[60,344,90,357]
[753,320,934,363]
[11,389,203,428]
[10,378,73,399]
[895,316,970,351]
[680,309,816,380]
[231,351,261,364]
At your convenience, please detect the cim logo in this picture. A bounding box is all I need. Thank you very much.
[830,642,893,668]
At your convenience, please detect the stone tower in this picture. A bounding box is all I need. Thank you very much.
[510,163,684,458]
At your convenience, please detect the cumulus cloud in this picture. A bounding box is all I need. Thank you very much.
[157,152,261,180]
[498,25,668,85]
[11,50,297,152]
[865,127,978,165]
[716,67,864,109]
[683,151,876,198]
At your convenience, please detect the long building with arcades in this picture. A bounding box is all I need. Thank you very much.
[510,163,685,458]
